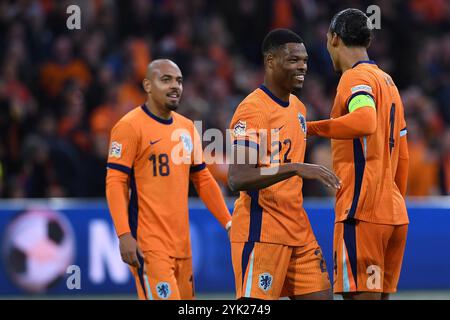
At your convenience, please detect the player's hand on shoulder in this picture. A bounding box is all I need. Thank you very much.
[119,232,143,268]
[296,163,341,189]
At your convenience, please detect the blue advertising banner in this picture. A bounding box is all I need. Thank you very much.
[0,198,449,296]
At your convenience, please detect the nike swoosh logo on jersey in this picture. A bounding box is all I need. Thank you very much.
[150,139,162,145]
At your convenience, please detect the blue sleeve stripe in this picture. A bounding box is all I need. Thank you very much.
[233,139,259,151]
[190,162,206,173]
[107,163,132,175]
[400,128,408,137]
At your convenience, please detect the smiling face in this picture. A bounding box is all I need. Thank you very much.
[268,42,308,92]
[143,60,183,111]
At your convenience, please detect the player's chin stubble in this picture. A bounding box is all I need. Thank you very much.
[165,103,179,111]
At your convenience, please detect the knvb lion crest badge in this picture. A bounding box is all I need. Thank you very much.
[156,282,171,299]
[298,112,307,135]
[180,133,193,153]
[258,272,273,292]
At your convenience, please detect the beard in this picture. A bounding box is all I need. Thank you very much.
[165,102,179,111]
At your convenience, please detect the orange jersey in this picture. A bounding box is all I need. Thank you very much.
[331,61,408,225]
[229,85,315,246]
[106,104,204,258]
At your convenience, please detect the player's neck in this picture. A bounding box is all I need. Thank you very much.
[146,99,172,120]
[262,79,290,102]
[339,47,370,72]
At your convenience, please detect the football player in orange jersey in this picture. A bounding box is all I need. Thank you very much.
[228,29,341,300]
[307,9,409,300]
[105,59,232,300]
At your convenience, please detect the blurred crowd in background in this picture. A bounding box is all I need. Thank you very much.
[0,0,449,199]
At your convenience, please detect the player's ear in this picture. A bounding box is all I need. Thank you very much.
[266,53,275,70]
[143,78,151,94]
[330,32,340,47]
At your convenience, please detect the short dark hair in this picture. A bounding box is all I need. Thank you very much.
[329,8,372,47]
[261,28,304,56]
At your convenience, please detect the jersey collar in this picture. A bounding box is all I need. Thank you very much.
[141,104,173,125]
[352,60,376,68]
[259,84,290,108]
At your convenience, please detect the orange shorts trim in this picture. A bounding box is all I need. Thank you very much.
[333,220,408,294]
[130,251,195,300]
[231,241,331,299]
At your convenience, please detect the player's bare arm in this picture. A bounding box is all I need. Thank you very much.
[228,145,341,191]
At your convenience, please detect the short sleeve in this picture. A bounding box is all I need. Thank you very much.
[229,102,268,151]
[106,120,139,175]
[337,70,376,114]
